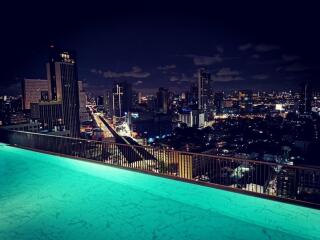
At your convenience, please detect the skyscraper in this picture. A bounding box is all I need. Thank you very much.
[78,81,90,123]
[138,92,142,104]
[39,102,63,131]
[156,87,169,113]
[299,80,313,115]
[187,83,198,106]
[46,46,80,137]
[197,68,212,112]
[112,81,132,117]
[214,92,224,115]
[104,91,112,116]
[95,96,104,107]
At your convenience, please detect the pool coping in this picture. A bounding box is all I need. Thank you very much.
[4,143,320,210]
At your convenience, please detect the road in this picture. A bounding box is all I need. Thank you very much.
[89,106,158,163]
[98,115,159,163]
[91,112,114,138]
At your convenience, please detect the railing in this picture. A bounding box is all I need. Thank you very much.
[1,129,320,208]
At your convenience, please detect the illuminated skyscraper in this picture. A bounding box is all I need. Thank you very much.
[78,81,90,123]
[299,80,313,115]
[46,46,80,137]
[156,87,169,114]
[197,68,212,112]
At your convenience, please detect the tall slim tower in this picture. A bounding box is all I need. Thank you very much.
[299,80,312,115]
[46,46,80,137]
[156,87,169,113]
[214,92,224,115]
[197,68,212,111]
[112,81,132,117]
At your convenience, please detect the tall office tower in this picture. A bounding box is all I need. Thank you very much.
[46,46,80,137]
[103,91,112,116]
[22,79,49,110]
[214,92,224,115]
[95,96,104,107]
[78,81,89,123]
[188,83,198,106]
[197,68,212,111]
[299,81,313,115]
[138,92,142,104]
[156,87,169,113]
[39,102,63,131]
[112,81,132,117]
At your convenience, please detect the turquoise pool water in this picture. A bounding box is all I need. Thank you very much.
[0,143,319,240]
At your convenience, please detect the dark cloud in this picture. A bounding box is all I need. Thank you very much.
[184,54,223,66]
[212,67,243,82]
[92,66,151,78]
[216,67,240,76]
[251,54,260,59]
[284,63,309,72]
[170,74,195,83]
[169,76,179,82]
[282,55,300,62]
[157,64,176,70]
[252,74,269,80]
[255,44,280,52]
[238,43,252,51]
[134,80,144,85]
[216,46,224,53]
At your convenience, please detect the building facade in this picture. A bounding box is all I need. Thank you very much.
[22,79,49,110]
[156,87,169,114]
[214,92,224,115]
[38,101,63,131]
[299,81,313,115]
[46,46,80,137]
[197,68,212,111]
[78,81,90,123]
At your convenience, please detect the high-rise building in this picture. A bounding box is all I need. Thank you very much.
[104,91,112,116]
[46,46,80,137]
[95,96,104,107]
[138,92,142,104]
[197,68,212,112]
[299,81,312,115]
[78,81,90,123]
[39,102,63,131]
[156,87,169,113]
[187,83,198,106]
[112,81,132,117]
[214,92,224,115]
[22,79,49,110]
[178,108,205,128]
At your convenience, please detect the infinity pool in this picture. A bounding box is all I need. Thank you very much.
[0,143,319,240]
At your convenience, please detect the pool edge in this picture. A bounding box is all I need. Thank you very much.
[3,143,320,210]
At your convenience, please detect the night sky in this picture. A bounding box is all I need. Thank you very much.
[1,1,320,95]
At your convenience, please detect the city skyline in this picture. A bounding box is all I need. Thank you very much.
[1,1,320,95]
[1,2,320,239]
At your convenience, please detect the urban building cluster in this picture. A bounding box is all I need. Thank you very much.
[0,48,319,169]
